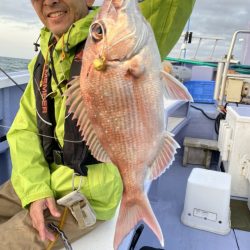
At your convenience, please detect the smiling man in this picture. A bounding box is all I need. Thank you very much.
[32,0,91,38]
[0,0,195,249]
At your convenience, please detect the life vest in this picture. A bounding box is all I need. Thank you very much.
[33,41,100,176]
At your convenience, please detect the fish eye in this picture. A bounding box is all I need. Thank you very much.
[90,22,105,42]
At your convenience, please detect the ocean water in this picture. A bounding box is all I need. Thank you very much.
[0,56,30,73]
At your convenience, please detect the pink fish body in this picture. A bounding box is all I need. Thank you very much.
[66,0,192,249]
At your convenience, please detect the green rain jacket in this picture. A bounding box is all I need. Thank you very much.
[7,0,195,220]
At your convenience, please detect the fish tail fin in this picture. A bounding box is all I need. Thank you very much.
[161,70,193,101]
[114,191,164,250]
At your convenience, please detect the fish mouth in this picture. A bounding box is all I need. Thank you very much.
[47,10,67,18]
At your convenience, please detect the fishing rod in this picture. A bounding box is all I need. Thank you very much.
[0,67,25,92]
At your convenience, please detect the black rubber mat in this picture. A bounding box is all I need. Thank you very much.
[230,199,250,232]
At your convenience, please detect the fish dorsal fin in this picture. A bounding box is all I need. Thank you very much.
[161,71,193,101]
[65,77,111,163]
[148,132,180,180]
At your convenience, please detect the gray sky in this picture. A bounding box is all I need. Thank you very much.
[171,0,250,62]
[0,0,249,61]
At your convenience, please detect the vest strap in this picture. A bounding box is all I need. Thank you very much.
[33,40,100,175]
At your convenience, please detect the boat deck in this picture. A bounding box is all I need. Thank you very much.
[134,154,250,250]
[132,103,250,250]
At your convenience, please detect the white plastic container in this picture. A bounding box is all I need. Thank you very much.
[218,106,250,198]
[181,168,231,235]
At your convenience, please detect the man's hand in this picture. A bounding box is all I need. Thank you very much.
[29,197,61,242]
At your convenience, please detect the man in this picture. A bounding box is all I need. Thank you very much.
[1,1,123,249]
[0,0,195,249]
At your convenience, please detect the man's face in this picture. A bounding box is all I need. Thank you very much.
[31,0,90,39]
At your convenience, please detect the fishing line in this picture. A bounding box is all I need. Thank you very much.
[98,0,146,59]
[107,0,113,14]
[111,5,136,48]
[0,124,83,144]
[121,0,130,10]
[108,28,136,51]
[91,0,135,58]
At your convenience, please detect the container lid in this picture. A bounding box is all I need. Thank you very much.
[227,106,250,122]
[188,168,231,190]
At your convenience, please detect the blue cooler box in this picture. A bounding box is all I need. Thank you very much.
[184,80,215,104]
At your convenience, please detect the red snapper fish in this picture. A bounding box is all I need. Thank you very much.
[66,0,192,249]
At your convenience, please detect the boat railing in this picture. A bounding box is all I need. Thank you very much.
[0,68,28,183]
[0,68,29,90]
[214,30,250,105]
[178,34,224,61]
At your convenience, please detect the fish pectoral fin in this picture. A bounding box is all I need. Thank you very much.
[126,55,145,78]
[65,77,111,163]
[149,132,180,180]
[114,192,164,250]
[161,70,193,101]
